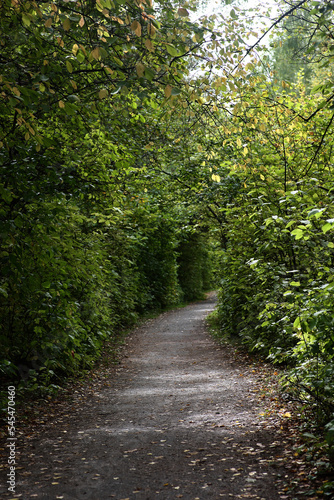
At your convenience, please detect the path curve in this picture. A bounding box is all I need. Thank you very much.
[2,294,290,499]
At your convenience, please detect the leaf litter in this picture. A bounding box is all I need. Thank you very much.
[0,293,333,498]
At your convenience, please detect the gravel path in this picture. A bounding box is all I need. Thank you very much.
[1,294,292,499]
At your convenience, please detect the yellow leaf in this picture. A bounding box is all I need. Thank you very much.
[45,18,52,28]
[237,138,242,148]
[282,412,291,418]
[243,146,248,156]
[147,23,156,37]
[58,100,65,108]
[164,84,172,98]
[260,174,265,180]
[70,80,77,89]
[79,16,85,27]
[131,20,141,37]
[177,8,189,17]
[79,44,87,55]
[25,132,30,140]
[145,39,154,52]
[72,44,79,56]
[136,62,145,78]
[98,89,108,99]
[91,47,100,60]
[104,67,114,76]
[212,174,221,182]
[22,13,31,26]
[66,60,73,73]
[63,18,71,31]
[13,87,20,97]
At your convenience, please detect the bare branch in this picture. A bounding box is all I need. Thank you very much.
[233,0,309,73]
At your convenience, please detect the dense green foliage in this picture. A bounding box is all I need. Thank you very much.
[0,0,217,395]
[209,0,334,466]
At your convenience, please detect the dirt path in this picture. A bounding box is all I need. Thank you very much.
[1,294,293,499]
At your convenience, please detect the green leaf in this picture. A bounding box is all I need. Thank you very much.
[167,45,179,57]
[76,51,85,63]
[302,432,318,440]
[144,67,155,81]
[322,223,333,233]
[293,317,301,329]
[22,13,31,27]
[307,208,326,218]
[66,60,73,73]
[63,17,71,31]
[325,420,334,447]
[247,258,259,267]
[291,228,304,239]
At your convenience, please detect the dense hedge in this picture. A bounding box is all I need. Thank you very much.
[0,189,215,395]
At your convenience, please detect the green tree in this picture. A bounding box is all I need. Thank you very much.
[0,0,220,394]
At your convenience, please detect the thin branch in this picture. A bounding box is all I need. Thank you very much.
[233,0,309,73]
[304,111,334,176]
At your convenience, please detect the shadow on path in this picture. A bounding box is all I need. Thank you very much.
[1,295,291,499]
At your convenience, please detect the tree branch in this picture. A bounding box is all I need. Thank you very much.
[233,0,309,73]
[304,111,334,176]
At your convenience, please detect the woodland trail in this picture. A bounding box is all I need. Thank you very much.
[1,293,294,499]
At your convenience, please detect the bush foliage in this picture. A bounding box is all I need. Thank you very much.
[1,0,334,471]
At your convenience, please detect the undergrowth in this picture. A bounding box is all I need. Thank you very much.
[206,308,334,498]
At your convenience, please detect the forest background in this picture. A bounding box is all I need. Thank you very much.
[1,0,334,486]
